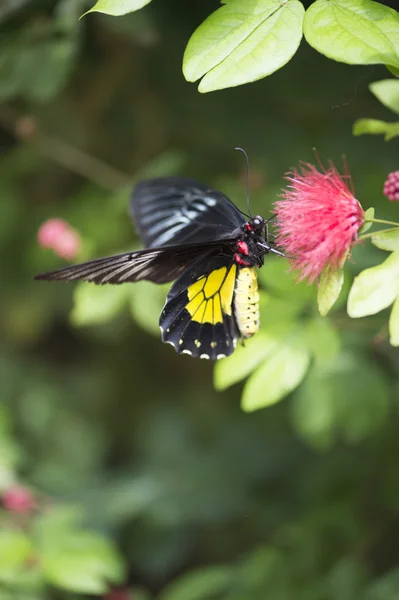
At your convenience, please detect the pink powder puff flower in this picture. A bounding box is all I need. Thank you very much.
[383,170,399,201]
[2,485,36,514]
[37,218,81,260]
[274,163,365,283]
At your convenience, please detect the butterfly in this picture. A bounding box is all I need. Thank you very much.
[35,177,283,359]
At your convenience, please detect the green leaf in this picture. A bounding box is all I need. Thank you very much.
[317,267,344,316]
[353,118,399,140]
[372,228,399,251]
[42,532,124,594]
[347,251,399,318]
[84,0,152,17]
[304,0,399,70]
[214,330,282,391]
[370,79,399,115]
[0,530,32,584]
[306,317,341,366]
[70,282,129,326]
[183,0,304,93]
[241,330,311,411]
[389,296,399,346]
[358,207,375,235]
[130,281,169,335]
[159,566,233,600]
[292,355,390,448]
[291,364,336,449]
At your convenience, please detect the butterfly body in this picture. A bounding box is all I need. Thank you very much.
[35,177,280,359]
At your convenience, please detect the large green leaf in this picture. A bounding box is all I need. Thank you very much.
[130,281,169,335]
[40,518,125,594]
[71,282,129,326]
[370,79,399,115]
[241,330,311,411]
[353,118,399,140]
[306,317,341,366]
[347,251,399,318]
[292,355,390,447]
[0,530,33,584]
[183,0,304,93]
[304,0,399,70]
[214,330,282,391]
[84,0,152,17]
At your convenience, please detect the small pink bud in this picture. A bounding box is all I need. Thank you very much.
[383,170,399,201]
[37,218,81,260]
[53,229,81,260]
[38,218,69,248]
[2,486,36,514]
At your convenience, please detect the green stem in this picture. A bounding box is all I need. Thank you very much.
[367,218,399,227]
[359,226,399,241]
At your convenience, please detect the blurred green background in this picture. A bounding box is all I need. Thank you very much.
[1,1,399,599]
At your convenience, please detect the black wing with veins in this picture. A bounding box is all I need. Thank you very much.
[34,242,231,285]
[131,177,246,248]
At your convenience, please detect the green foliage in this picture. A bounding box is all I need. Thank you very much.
[347,251,399,317]
[1,1,399,599]
[353,119,399,141]
[182,0,304,93]
[358,207,375,235]
[0,507,125,596]
[159,566,233,600]
[291,355,390,448]
[82,0,399,92]
[71,282,130,326]
[0,0,82,103]
[84,0,152,17]
[353,78,399,140]
[303,0,399,69]
[370,79,399,115]
[0,530,33,586]
[371,228,399,252]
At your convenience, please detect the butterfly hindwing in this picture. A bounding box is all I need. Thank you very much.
[160,254,241,359]
[131,177,246,248]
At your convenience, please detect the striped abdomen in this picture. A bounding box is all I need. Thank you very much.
[234,268,260,338]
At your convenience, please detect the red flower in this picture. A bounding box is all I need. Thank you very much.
[37,218,81,260]
[274,163,365,283]
[383,170,399,201]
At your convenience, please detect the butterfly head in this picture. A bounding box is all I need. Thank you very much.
[244,215,265,234]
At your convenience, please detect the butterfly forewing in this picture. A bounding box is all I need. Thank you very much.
[131,177,246,248]
[34,243,229,285]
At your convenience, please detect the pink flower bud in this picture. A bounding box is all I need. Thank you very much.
[2,485,36,514]
[37,218,81,260]
[53,228,81,260]
[383,170,399,201]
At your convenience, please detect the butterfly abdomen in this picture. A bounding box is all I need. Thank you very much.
[234,268,260,338]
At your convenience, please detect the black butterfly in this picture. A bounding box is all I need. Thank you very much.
[35,178,282,359]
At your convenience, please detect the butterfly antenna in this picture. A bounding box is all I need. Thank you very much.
[235,147,252,218]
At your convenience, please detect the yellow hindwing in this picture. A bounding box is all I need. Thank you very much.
[185,265,237,325]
